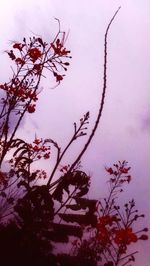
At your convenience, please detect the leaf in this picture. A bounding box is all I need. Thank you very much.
[15,156,32,168]
[44,223,82,242]
[75,186,89,198]
[53,170,90,202]
[15,185,54,225]
[59,213,97,227]
[66,204,82,211]
[75,198,97,213]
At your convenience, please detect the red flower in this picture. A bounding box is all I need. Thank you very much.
[28,48,42,62]
[27,104,36,113]
[114,228,138,245]
[120,167,130,174]
[33,138,42,145]
[27,91,38,102]
[33,64,42,75]
[96,215,120,246]
[15,58,25,65]
[98,215,118,227]
[7,50,16,60]
[60,165,70,173]
[96,226,110,246]
[43,152,50,159]
[53,72,64,82]
[105,167,114,175]
[13,43,24,51]
[33,145,40,152]
[51,38,70,56]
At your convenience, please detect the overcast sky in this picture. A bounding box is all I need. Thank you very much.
[0,0,150,265]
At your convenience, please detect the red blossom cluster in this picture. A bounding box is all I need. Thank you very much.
[96,216,112,246]
[13,42,25,51]
[6,35,71,84]
[0,33,71,120]
[94,161,149,263]
[28,47,42,62]
[0,80,38,106]
[8,45,42,65]
[8,138,51,175]
[27,138,51,160]
[96,215,139,254]
[59,164,70,173]
[105,161,131,184]
[0,30,71,167]
[9,40,42,63]
[51,38,70,56]
[31,169,47,180]
[114,228,138,246]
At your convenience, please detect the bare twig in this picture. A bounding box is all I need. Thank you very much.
[69,7,121,172]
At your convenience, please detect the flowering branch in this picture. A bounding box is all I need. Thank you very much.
[0,22,71,167]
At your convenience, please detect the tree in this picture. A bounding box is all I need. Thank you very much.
[0,7,148,266]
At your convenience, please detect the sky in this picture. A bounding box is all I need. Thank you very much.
[0,0,150,265]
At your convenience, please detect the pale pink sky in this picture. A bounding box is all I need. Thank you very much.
[0,1,150,265]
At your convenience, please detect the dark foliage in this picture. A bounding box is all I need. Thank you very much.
[0,9,148,266]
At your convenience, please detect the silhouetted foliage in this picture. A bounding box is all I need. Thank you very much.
[0,8,148,266]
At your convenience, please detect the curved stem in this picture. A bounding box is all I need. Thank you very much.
[69,7,121,172]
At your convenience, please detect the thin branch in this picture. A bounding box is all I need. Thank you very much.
[69,6,121,172]
[47,112,89,186]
